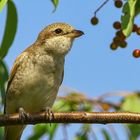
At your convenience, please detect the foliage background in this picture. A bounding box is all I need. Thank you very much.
[0,0,140,140]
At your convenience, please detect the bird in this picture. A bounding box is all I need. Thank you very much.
[4,22,84,140]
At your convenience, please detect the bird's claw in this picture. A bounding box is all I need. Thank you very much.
[45,107,54,126]
[19,107,29,122]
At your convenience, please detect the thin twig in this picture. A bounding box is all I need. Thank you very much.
[94,0,110,16]
[1,112,140,126]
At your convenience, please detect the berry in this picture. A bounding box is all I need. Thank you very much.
[113,36,121,44]
[115,30,126,39]
[133,49,140,58]
[117,30,126,40]
[110,43,118,50]
[119,40,127,48]
[113,21,121,30]
[136,27,140,35]
[114,0,123,8]
[116,30,121,36]
[132,24,138,32]
[91,16,99,25]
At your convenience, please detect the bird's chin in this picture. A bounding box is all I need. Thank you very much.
[46,46,71,56]
[45,37,73,56]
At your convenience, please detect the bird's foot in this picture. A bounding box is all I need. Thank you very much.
[19,107,29,122]
[44,107,54,126]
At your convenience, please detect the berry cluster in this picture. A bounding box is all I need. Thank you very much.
[110,21,127,50]
[91,0,140,58]
[132,24,140,35]
[111,21,140,58]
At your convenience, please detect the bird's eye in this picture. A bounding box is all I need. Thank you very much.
[54,28,63,34]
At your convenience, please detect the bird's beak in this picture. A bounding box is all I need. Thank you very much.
[66,30,84,38]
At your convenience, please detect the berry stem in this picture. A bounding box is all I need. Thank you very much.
[94,0,110,16]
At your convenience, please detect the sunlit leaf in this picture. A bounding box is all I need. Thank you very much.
[53,100,72,112]
[121,94,140,112]
[121,0,137,37]
[121,93,140,139]
[0,0,18,59]
[80,101,92,112]
[0,0,7,12]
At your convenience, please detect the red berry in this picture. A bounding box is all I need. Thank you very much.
[91,16,99,25]
[119,40,127,48]
[136,27,140,35]
[133,49,140,58]
[114,0,123,8]
[113,21,121,30]
[110,43,118,50]
[115,30,126,39]
[119,31,126,40]
[113,36,121,44]
[116,30,121,36]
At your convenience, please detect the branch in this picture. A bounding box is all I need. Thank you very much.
[1,112,140,126]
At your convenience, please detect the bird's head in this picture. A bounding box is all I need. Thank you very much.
[37,23,84,55]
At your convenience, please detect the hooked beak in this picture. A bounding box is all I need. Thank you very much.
[66,30,84,38]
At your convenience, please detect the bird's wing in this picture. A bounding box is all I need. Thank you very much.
[60,69,64,85]
[4,52,28,114]
[6,52,28,92]
[60,59,65,85]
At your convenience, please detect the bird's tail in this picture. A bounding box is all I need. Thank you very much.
[4,125,25,140]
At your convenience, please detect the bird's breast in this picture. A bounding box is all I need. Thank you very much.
[6,54,64,113]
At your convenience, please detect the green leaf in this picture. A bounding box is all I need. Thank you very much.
[126,124,140,140]
[0,60,8,103]
[0,0,7,12]
[53,100,72,112]
[0,60,8,81]
[121,94,140,112]
[102,129,111,140]
[51,0,59,11]
[0,0,18,59]
[46,124,58,140]
[28,124,47,140]
[28,124,59,140]
[0,127,4,139]
[74,133,88,140]
[135,0,140,16]
[82,124,91,133]
[123,92,140,140]
[82,101,92,112]
[74,124,91,140]
[121,0,137,37]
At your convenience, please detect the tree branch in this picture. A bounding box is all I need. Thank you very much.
[1,112,140,126]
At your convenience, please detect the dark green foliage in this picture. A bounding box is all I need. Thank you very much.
[0,0,18,59]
